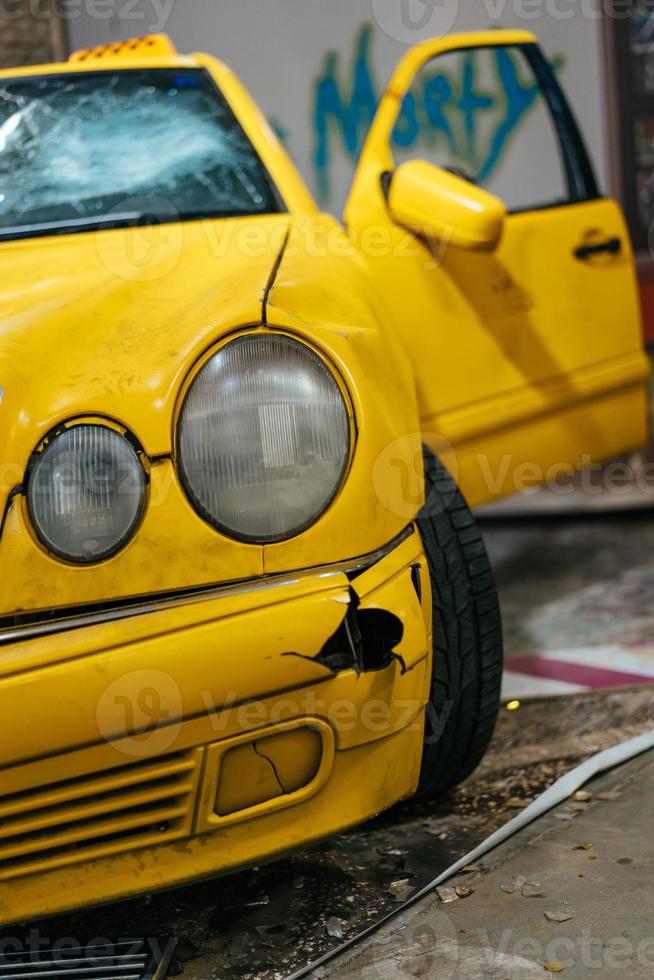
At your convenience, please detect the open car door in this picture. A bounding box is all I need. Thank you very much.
[345,30,650,507]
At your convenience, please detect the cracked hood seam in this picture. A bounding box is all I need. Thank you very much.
[261,224,291,328]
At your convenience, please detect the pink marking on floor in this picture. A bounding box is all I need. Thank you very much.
[505,655,654,691]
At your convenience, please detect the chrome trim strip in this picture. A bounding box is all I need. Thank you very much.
[0,526,414,646]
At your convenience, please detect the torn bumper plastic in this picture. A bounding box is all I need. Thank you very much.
[0,528,431,924]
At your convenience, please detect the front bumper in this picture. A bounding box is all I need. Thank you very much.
[0,529,431,925]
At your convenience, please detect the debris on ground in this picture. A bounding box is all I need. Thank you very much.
[500,874,527,894]
[436,885,459,903]
[522,882,546,898]
[505,796,532,809]
[226,894,270,911]
[544,910,575,923]
[388,880,413,902]
[325,917,344,939]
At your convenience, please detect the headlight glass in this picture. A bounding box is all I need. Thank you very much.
[28,425,146,563]
[178,333,351,542]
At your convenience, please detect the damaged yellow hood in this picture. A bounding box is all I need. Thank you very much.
[0,214,290,509]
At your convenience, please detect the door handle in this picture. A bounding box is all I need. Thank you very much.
[574,237,622,260]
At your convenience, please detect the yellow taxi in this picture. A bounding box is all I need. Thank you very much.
[0,31,648,923]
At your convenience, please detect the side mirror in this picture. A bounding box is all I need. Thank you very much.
[386,160,506,252]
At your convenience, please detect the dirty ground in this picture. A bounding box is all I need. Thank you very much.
[314,747,654,980]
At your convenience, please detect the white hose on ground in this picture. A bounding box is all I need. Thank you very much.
[286,729,654,980]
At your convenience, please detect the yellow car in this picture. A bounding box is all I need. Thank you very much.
[0,31,648,924]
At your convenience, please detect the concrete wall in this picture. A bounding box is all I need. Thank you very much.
[0,1,65,68]
[65,1,610,216]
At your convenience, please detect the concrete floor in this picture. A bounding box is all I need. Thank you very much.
[481,512,654,698]
[484,513,654,659]
[317,748,654,980]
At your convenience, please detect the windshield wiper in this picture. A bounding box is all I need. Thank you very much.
[0,208,265,242]
[0,211,164,241]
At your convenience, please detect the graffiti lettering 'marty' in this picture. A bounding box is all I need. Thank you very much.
[313,25,557,203]
[313,26,378,199]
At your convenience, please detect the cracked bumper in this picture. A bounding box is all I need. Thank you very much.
[0,529,431,924]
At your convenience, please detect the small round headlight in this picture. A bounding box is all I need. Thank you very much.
[28,424,146,563]
[178,333,351,542]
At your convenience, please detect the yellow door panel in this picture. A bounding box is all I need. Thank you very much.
[345,31,649,506]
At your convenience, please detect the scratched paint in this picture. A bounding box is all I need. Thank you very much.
[312,24,564,204]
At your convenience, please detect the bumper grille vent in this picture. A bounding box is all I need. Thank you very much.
[0,749,202,880]
[0,940,172,979]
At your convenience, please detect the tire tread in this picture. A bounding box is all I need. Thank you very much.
[416,448,503,797]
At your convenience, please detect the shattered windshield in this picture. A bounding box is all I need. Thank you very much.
[0,68,282,239]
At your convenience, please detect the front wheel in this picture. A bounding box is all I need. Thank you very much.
[416,448,504,797]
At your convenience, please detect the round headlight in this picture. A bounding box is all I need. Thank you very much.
[28,425,147,563]
[178,334,351,543]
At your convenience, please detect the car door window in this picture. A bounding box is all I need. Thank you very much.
[392,44,597,213]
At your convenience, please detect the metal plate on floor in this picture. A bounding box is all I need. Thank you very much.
[0,940,173,979]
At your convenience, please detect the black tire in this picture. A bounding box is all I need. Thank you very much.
[415,447,503,797]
